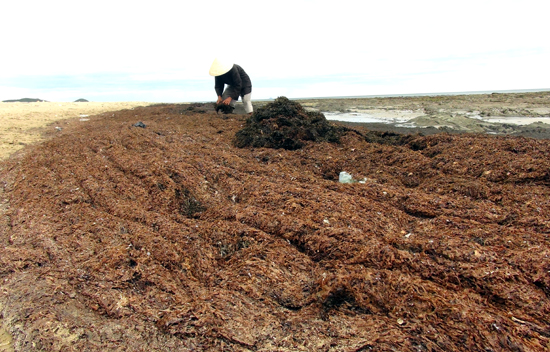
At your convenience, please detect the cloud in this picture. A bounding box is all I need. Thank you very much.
[1,0,549,101]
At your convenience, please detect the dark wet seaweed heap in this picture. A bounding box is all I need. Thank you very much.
[234,96,345,150]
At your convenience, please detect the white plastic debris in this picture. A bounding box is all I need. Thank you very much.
[339,171,353,183]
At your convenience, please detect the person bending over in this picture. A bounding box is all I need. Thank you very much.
[209,58,253,115]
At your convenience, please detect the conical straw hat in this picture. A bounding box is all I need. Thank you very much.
[209,58,234,76]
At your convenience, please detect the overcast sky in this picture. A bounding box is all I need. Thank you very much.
[1,0,548,102]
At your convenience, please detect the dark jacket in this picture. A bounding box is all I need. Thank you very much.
[215,64,252,100]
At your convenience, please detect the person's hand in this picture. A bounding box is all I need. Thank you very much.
[222,97,232,105]
[216,96,223,104]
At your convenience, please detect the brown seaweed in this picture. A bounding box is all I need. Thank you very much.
[1,102,550,351]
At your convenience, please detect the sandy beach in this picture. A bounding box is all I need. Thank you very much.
[0,102,153,160]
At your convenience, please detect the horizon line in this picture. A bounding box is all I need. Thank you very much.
[3,88,550,104]
[275,88,550,101]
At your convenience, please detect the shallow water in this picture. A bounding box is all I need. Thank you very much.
[323,112,411,124]
[325,111,550,127]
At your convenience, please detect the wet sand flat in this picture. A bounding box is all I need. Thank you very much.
[293,91,550,138]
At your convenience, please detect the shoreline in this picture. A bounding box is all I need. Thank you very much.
[289,87,550,101]
[2,91,550,161]
[254,91,550,139]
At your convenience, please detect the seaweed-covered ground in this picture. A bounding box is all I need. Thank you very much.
[1,98,550,351]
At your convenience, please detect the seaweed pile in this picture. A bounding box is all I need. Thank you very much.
[1,102,550,351]
[235,97,422,150]
[234,96,346,150]
[215,103,234,115]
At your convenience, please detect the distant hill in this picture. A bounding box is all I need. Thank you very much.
[2,98,47,102]
[74,98,89,102]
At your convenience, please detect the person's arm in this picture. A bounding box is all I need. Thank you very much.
[214,76,224,98]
